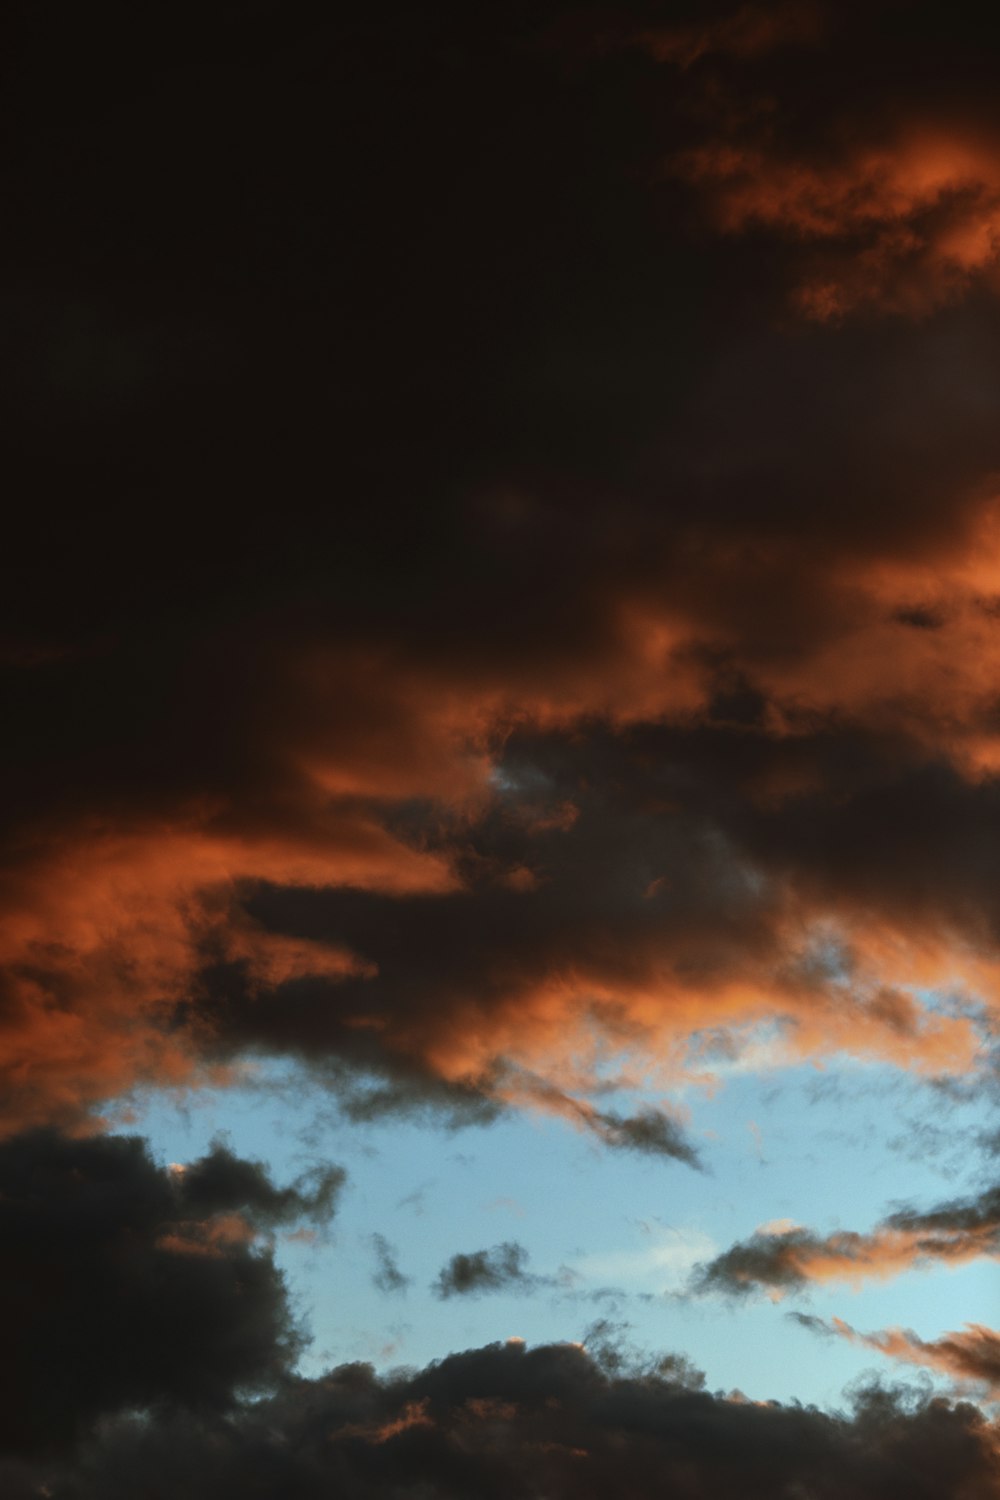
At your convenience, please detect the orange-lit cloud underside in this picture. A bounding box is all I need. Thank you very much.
[644,7,1000,321]
[749,1220,998,1294]
[675,129,1000,319]
[4,480,1000,1133]
[822,1318,1000,1396]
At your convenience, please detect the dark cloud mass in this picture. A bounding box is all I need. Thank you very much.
[3,1339,997,1500]
[0,1129,343,1454]
[2,0,1000,1132]
[1,0,999,1486]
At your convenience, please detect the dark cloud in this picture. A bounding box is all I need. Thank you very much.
[5,1337,998,1499]
[2,6,998,1487]
[434,1242,541,1299]
[593,1106,704,1167]
[693,1224,827,1298]
[0,1128,343,1455]
[179,1139,344,1230]
[371,1233,411,1295]
[886,1181,1000,1240]
[1,1,999,1141]
[0,0,998,1183]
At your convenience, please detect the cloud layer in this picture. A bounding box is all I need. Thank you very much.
[4,1335,997,1499]
[3,3,1000,1143]
[0,3,997,1481]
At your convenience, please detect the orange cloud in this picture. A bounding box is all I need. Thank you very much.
[696,1181,1000,1296]
[7,472,1000,1135]
[0,800,455,1132]
[814,1317,1000,1397]
[674,127,1000,318]
[645,3,1000,324]
[1,567,994,1135]
[156,1212,259,1258]
[3,0,1000,1160]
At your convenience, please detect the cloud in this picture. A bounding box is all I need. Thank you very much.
[178,1139,344,1231]
[640,1,827,68]
[2,9,998,1487]
[673,129,1000,319]
[433,1242,542,1299]
[3,1,1000,1152]
[642,5,1000,318]
[371,1233,411,1294]
[591,1106,705,1167]
[0,1128,344,1455]
[693,1180,1000,1297]
[6,1338,997,1499]
[492,1079,704,1167]
[795,1314,1000,1397]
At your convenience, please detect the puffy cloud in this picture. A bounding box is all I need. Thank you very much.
[0,1129,344,1455]
[6,1338,998,1500]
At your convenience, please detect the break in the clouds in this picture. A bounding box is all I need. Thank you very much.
[693,1178,1000,1297]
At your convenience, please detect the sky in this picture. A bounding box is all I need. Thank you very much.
[2,2,1000,1496]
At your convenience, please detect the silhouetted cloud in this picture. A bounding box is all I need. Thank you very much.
[0,1128,343,1455]
[433,1242,541,1299]
[371,1233,411,1294]
[593,1107,704,1167]
[3,1337,997,1499]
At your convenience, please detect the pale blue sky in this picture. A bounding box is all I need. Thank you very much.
[122,1042,996,1410]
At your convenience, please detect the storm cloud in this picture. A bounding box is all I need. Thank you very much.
[0,0,998,1482]
[3,1337,997,1500]
[0,1128,343,1454]
[1,1,999,1141]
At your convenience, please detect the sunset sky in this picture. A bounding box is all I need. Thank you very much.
[2,3,999,1495]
